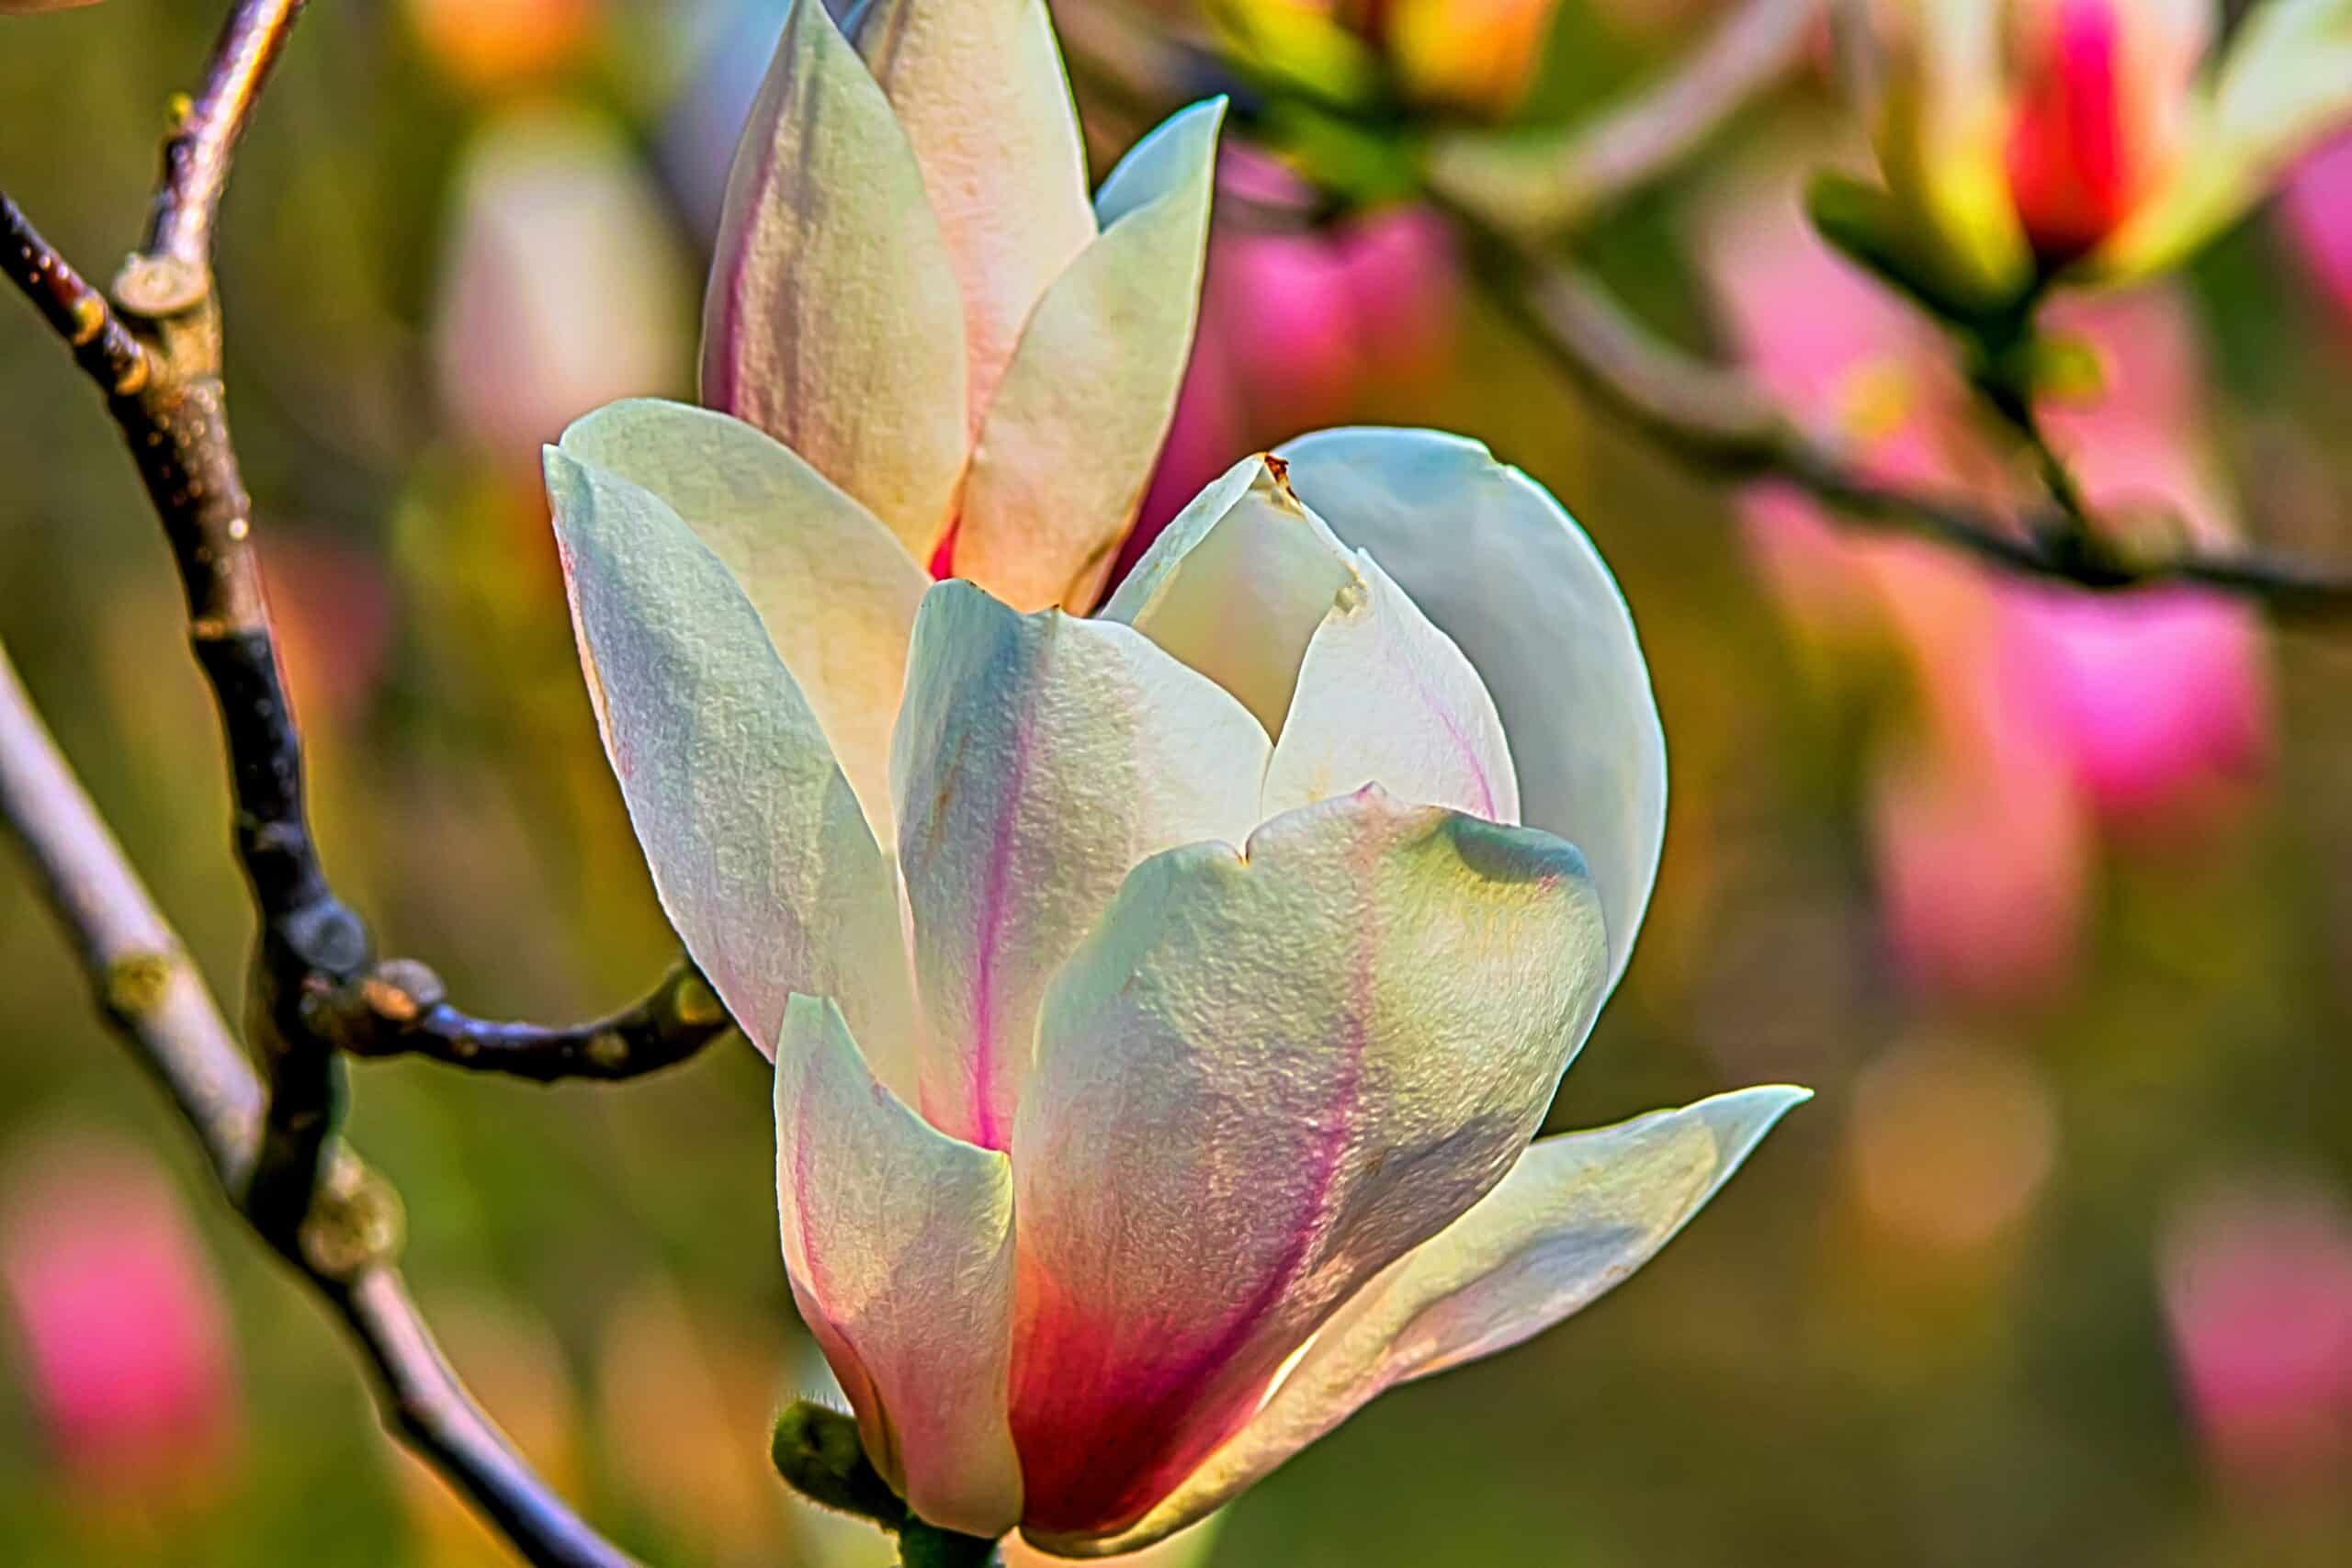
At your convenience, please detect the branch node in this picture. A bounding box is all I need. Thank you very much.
[112,254,210,321]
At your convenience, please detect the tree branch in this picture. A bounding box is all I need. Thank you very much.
[0,641,640,1568]
[1429,0,1825,239]
[143,0,309,271]
[1461,231,2352,618]
[318,958,734,1083]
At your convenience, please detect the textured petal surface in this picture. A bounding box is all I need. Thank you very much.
[775,997,1021,1536]
[954,100,1225,612]
[559,400,927,841]
[1275,428,1666,995]
[890,581,1271,1149]
[1054,1087,1809,1555]
[545,448,915,1088]
[1007,789,1610,1539]
[1261,548,1521,825]
[1100,455,1357,738]
[701,0,968,557]
[852,0,1096,425]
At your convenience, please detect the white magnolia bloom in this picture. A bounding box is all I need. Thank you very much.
[543,0,1803,1555]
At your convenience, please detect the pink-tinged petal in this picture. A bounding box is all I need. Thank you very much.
[1262,548,1520,824]
[1100,454,1358,738]
[1047,1086,1808,1556]
[775,996,1022,1536]
[890,580,1271,1149]
[1007,788,1609,1540]
[851,0,1096,426]
[544,448,917,1089]
[953,100,1224,613]
[701,0,968,557]
[559,400,928,842]
[1008,1514,1227,1567]
[1274,427,1665,995]
[2282,130,2352,328]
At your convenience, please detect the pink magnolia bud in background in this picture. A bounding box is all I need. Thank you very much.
[1858,0,2352,291]
[2001,0,2207,265]
[0,1131,241,1507]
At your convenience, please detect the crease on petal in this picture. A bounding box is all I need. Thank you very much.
[953,99,1226,613]
[545,447,916,1093]
[1048,1086,1809,1556]
[1097,453,1359,737]
[559,400,928,842]
[1262,545,1521,825]
[701,0,969,557]
[1275,427,1666,996]
[1006,788,1609,1540]
[852,0,1098,425]
[775,995,1023,1537]
[890,580,1271,1148]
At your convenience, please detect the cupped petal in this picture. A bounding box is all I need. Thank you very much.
[1274,427,1667,996]
[559,400,928,842]
[545,448,916,1089]
[1049,1087,1809,1555]
[702,0,969,557]
[953,99,1225,613]
[1261,547,1521,825]
[891,580,1272,1149]
[775,995,1022,1537]
[851,0,1097,425]
[1006,788,1610,1540]
[1099,454,1357,738]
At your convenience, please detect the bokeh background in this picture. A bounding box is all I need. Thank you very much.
[5,1,2352,1563]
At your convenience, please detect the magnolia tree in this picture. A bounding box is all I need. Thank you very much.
[2,1,2349,1565]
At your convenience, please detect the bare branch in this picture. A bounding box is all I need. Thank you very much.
[1472,241,2352,616]
[2,194,153,397]
[144,0,310,270]
[1429,0,1824,238]
[320,958,734,1083]
[0,643,640,1568]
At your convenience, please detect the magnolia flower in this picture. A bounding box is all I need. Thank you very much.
[549,407,1804,1550]
[1214,0,1561,114]
[548,0,1799,1551]
[1853,0,2352,297]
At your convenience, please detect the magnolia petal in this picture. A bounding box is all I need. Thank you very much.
[1099,455,1358,738]
[954,100,1225,613]
[702,0,968,556]
[559,400,927,841]
[2096,0,2352,282]
[775,996,1023,1537]
[545,448,916,1090]
[1007,789,1609,1540]
[1052,1087,1809,1555]
[1008,1513,1227,1567]
[891,581,1270,1149]
[852,0,1097,424]
[1275,427,1666,996]
[1262,547,1521,825]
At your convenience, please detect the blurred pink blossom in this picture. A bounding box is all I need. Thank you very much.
[1119,150,1456,581]
[0,1130,241,1501]
[2160,1176,2352,1489]
[1703,156,2269,1000]
[2282,130,2352,333]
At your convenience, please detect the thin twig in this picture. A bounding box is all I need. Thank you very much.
[143,0,309,269]
[1,194,153,397]
[1476,243,2352,616]
[318,958,735,1083]
[0,643,641,1568]
[1427,0,1824,238]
